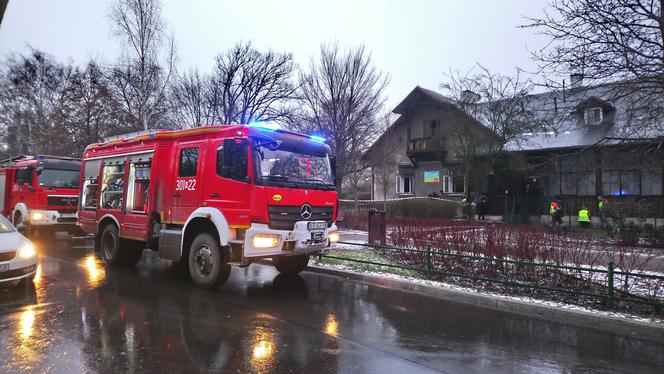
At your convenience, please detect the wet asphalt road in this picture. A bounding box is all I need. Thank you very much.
[1,240,664,373]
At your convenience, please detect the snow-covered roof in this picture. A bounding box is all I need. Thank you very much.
[502,83,664,151]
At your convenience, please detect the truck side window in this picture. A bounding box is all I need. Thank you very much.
[15,167,33,185]
[219,140,248,181]
[126,161,151,214]
[100,162,125,210]
[179,148,198,177]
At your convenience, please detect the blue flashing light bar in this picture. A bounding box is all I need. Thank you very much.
[309,135,326,142]
[248,123,327,143]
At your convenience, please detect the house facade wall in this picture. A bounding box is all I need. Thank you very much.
[370,102,497,199]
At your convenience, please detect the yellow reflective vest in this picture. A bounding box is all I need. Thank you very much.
[578,209,591,223]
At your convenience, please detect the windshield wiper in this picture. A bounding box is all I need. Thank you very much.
[290,177,335,189]
[262,175,300,187]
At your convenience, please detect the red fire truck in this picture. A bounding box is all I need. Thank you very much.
[78,125,339,288]
[0,155,81,235]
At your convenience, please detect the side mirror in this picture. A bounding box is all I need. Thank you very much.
[35,166,44,174]
[329,155,337,179]
[16,223,27,233]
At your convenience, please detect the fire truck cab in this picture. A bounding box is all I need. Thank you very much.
[78,125,339,288]
[0,155,81,236]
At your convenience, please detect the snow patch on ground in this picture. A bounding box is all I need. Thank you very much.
[310,261,664,326]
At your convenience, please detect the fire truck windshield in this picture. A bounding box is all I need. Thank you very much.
[254,145,334,190]
[37,169,80,189]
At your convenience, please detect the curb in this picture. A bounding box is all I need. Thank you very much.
[305,264,664,342]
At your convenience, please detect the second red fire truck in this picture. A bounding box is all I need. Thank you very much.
[78,125,339,288]
[0,155,81,236]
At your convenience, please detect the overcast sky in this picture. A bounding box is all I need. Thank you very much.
[0,0,551,109]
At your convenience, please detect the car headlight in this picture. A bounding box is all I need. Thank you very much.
[18,243,37,259]
[31,212,44,221]
[328,231,339,243]
[252,234,281,248]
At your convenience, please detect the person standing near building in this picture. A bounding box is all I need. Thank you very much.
[549,198,563,228]
[477,193,488,220]
[597,196,609,227]
[578,206,591,228]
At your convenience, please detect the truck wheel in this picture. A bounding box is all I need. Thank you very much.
[120,240,144,266]
[188,233,230,289]
[100,224,123,266]
[273,255,310,275]
[13,212,22,227]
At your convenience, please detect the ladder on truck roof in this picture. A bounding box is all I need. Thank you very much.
[0,154,81,168]
[103,129,166,143]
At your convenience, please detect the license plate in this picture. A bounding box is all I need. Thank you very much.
[310,231,324,241]
[0,264,9,272]
[60,213,76,217]
[307,221,327,230]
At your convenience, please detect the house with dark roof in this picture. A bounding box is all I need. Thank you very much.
[365,79,664,221]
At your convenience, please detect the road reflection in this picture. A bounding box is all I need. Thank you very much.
[325,313,338,336]
[18,306,35,341]
[250,326,276,372]
[81,254,105,287]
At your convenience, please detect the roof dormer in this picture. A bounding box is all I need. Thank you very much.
[575,97,614,126]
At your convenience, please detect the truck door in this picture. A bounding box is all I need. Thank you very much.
[172,142,205,223]
[206,138,251,226]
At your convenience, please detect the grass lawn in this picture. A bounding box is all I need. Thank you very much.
[313,247,420,278]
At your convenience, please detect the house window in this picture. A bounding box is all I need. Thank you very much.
[396,175,413,194]
[424,120,440,137]
[602,170,640,196]
[577,171,596,196]
[442,170,465,194]
[641,168,662,195]
[584,107,603,125]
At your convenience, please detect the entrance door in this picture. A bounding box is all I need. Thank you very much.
[171,142,205,223]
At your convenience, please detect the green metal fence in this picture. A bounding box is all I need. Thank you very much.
[319,241,664,312]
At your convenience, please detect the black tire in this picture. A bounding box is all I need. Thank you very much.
[13,211,22,227]
[100,224,123,266]
[120,239,144,266]
[188,233,230,289]
[273,255,310,275]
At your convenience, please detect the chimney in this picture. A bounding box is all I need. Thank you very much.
[570,73,584,89]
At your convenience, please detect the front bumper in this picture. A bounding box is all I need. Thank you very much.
[243,221,338,258]
[29,210,78,226]
[0,254,38,283]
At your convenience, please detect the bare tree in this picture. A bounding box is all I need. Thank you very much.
[109,0,175,130]
[524,0,664,133]
[296,43,389,190]
[210,42,298,125]
[0,49,72,156]
[168,69,216,128]
[440,65,550,192]
[367,112,397,210]
[55,61,121,156]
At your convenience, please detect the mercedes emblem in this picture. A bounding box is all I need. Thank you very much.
[300,203,312,220]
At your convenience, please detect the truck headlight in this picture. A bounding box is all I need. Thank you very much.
[328,231,339,243]
[18,243,37,258]
[252,234,281,248]
[31,212,44,221]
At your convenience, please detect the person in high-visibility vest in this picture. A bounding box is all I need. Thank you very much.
[597,196,609,227]
[549,200,563,227]
[578,206,591,228]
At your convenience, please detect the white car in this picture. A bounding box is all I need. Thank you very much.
[0,215,38,285]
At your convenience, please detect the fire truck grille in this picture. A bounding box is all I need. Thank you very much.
[47,196,78,209]
[267,205,334,230]
[0,251,16,262]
